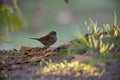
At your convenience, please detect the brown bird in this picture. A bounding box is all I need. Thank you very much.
[30,31,57,47]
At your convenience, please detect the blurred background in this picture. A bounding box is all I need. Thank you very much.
[0,0,120,49]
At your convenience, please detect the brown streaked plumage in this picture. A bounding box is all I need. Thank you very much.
[30,31,57,47]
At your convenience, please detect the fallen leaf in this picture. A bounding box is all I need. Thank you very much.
[20,46,32,51]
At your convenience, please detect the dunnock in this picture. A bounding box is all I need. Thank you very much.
[30,31,57,47]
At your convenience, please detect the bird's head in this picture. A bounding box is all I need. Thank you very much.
[49,31,57,36]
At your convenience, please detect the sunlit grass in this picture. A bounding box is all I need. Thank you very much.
[41,60,102,77]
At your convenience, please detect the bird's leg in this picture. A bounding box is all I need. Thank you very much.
[46,46,50,49]
[42,46,50,50]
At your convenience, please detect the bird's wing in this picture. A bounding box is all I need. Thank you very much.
[39,35,51,45]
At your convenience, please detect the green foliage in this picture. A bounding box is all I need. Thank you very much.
[89,18,101,36]
[75,17,120,57]
[114,12,117,27]
[75,32,114,56]
[103,24,111,34]
[98,35,114,54]
[0,0,26,41]
[75,31,90,49]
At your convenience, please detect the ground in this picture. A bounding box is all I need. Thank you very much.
[0,43,120,80]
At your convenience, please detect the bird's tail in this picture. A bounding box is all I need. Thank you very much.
[30,38,38,40]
